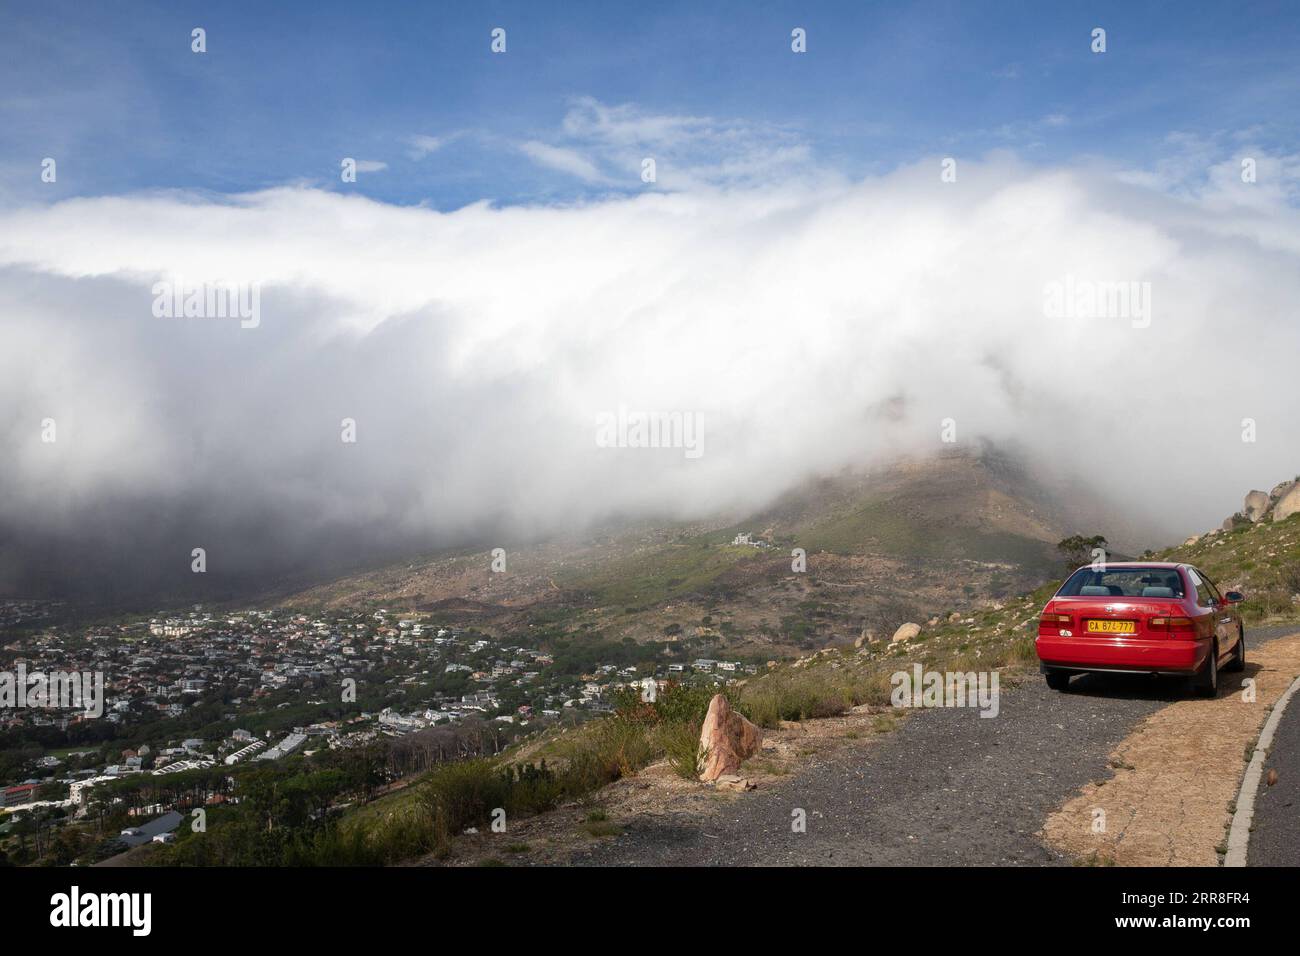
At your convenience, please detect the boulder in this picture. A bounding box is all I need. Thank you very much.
[854,627,876,648]
[1244,490,1271,522]
[698,694,763,782]
[891,622,921,644]
[1222,512,1250,532]
[713,774,756,792]
[1271,480,1297,501]
[1275,484,1300,522]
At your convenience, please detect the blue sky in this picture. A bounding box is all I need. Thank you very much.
[4,0,1298,208]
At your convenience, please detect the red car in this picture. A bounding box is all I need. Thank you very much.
[1036,562,1245,696]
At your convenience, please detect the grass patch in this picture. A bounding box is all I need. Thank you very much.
[798,496,1053,567]
[581,819,622,838]
[336,683,730,863]
[871,715,899,734]
[332,718,656,863]
[736,665,893,727]
[557,537,755,607]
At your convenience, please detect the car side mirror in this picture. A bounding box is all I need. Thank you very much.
[1225,591,1245,603]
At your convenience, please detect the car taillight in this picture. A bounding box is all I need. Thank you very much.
[1038,613,1070,633]
[1150,615,1194,635]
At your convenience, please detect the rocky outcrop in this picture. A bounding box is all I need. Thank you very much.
[1275,484,1300,522]
[1200,476,1299,534]
[698,694,762,782]
[891,622,921,644]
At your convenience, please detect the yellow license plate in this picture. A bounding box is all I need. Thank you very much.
[1087,620,1136,634]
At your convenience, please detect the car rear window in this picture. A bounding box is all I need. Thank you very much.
[1057,567,1186,598]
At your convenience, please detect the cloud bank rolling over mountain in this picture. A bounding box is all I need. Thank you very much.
[2,148,1299,600]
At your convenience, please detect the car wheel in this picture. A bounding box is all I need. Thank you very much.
[1193,642,1219,697]
[1226,626,1246,672]
[1045,670,1071,691]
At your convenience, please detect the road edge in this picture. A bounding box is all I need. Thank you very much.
[1224,671,1300,867]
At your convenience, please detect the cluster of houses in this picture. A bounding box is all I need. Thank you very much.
[1,603,757,833]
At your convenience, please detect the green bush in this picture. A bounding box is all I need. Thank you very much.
[654,719,707,779]
[653,682,722,725]
[412,756,583,858]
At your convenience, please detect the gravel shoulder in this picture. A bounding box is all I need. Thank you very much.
[563,624,1300,867]
[1043,630,1300,865]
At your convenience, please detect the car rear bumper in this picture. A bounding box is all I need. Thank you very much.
[1036,635,1209,675]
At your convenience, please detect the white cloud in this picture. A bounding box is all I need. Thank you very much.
[511,98,817,191]
[2,150,1299,589]
[407,134,455,160]
[555,96,815,189]
[518,140,607,183]
[355,159,388,173]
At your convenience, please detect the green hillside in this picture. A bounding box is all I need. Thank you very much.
[1153,513,1300,623]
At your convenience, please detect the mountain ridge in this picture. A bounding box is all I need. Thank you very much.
[273,444,1149,658]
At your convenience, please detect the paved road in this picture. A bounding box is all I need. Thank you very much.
[1247,665,1300,866]
[574,625,1299,866]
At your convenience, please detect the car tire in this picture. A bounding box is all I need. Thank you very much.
[1045,670,1071,691]
[1225,627,1246,672]
[1192,642,1219,697]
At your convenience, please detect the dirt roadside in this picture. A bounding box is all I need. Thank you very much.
[418,626,1300,867]
[419,703,908,866]
[1041,631,1300,866]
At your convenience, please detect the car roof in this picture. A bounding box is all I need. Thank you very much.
[1071,561,1185,570]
